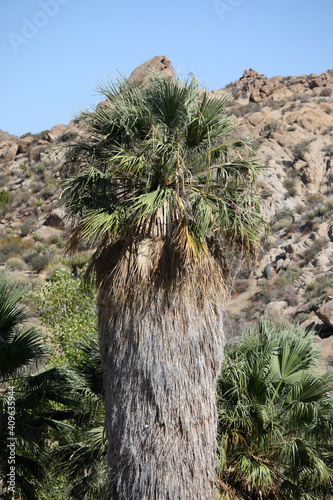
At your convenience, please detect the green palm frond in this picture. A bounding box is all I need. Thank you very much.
[0,273,28,341]
[0,327,46,380]
[217,319,333,499]
[62,73,268,290]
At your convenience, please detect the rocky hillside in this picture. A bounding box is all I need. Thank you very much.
[1,57,333,363]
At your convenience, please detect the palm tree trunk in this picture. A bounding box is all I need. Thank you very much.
[99,291,224,500]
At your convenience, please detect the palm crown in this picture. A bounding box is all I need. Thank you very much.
[63,74,267,295]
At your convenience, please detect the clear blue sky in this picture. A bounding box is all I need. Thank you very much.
[1,0,332,137]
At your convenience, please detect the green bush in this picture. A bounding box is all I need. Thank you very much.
[277,265,302,287]
[50,234,65,248]
[0,175,10,188]
[293,140,310,160]
[307,200,333,220]
[0,190,9,206]
[264,120,277,133]
[5,257,28,271]
[20,217,37,237]
[36,270,97,364]
[30,253,51,272]
[283,178,297,197]
[6,270,31,289]
[33,130,49,141]
[303,238,325,263]
[304,273,333,305]
[68,252,91,270]
[275,207,293,221]
[0,236,32,262]
[232,102,260,117]
[58,131,77,142]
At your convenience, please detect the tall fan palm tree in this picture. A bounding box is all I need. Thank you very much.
[62,73,267,499]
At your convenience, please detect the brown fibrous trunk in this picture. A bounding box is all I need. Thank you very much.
[99,276,225,500]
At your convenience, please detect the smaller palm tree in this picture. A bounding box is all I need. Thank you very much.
[216,319,333,500]
[50,331,107,500]
[0,273,78,499]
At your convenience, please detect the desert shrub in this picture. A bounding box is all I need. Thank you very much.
[14,192,30,207]
[33,147,47,162]
[20,217,37,237]
[58,131,77,142]
[34,242,48,253]
[266,99,286,110]
[68,252,91,270]
[276,207,293,221]
[33,232,45,242]
[293,140,310,160]
[30,253,51,272]
[31,162,47,177]
[232,102,260,117]
[36,269,97,364]
[255,281,274,304]
[0,236,30,261]
[303,238,325,263]
[260,187,273,199]
[275,284,299,306]
[233,280,249,295]
[34,199,44,208]
[287,126,296,131]
[0,190,9,206]
[277,265,302,287]
[272,207,295,231]
[32,181,45,194]
[30,276,46,290]
[306,192,324,206]
[283,178,297,197]
[294,203,306,215]
[264,120,277,133]
[282,103,296,114]
[0,175,10,188]
[294,311,312,325]
[22,248,38,265]
[45,260,71,280]
[5,257,28,271]
[50,234,64,248]
[272,218,294,232]
[33,130,49,141]
[307,200,333,220]
[305,273,333,303]
[6,271,31,289]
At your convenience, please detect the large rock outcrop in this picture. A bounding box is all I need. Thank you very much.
[127,55,175,86]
